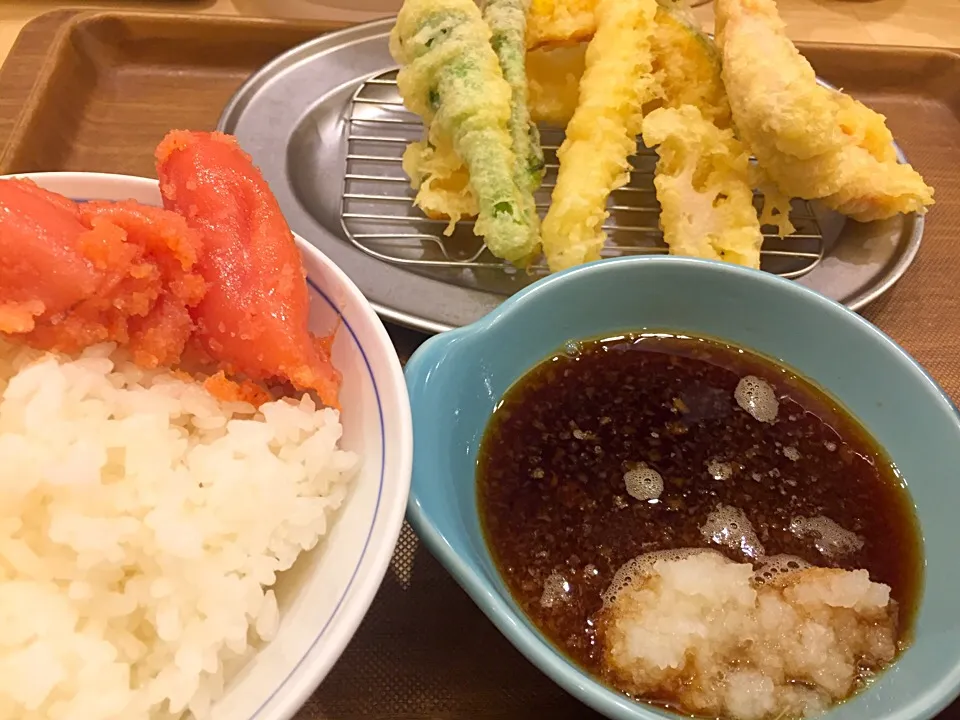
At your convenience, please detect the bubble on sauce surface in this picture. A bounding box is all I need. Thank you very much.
[706,458,734,481]
[700,504,766,560]
[734,375,779,424]
[561,340,582,358]
[624,464,664,501]
[601,548,724,608]
[541,572,572,608]
[752,554,813,586]
[790,516,864,558]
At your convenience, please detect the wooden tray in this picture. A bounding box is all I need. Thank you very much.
[1,10,959,720]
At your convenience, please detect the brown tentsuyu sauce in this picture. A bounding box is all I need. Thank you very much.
[477,333,922,697]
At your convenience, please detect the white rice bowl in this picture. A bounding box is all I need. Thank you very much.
[0,173,413,720]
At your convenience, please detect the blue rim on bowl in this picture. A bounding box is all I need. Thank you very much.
[404,255,960,720]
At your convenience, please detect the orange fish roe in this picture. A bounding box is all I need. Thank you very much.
[0,179,206,363]
[2,131,343,408]
[203,371,273,407]
[79,201,206,367]
[0,180,101,333]
[157,130,342,408]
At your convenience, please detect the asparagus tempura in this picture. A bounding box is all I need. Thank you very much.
[390,0,540,265]
[483,0,545,195]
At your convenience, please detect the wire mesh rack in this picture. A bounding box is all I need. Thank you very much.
[339,69,825,281]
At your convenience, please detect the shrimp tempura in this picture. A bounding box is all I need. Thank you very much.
[715,0,933,222]
[540,0,658,272]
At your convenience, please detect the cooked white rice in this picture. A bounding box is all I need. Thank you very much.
[0,340,359,720]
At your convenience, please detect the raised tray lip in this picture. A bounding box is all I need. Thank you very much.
[0,9,357,173]
[218,18,935,334]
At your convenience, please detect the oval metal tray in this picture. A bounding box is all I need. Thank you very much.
[218,18,924,334]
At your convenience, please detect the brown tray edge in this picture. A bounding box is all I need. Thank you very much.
[0,9,81,72]
[0,10,356,176]
[794,40,958,56]
[0,11,84,171]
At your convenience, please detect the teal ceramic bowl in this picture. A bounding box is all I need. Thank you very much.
[404,256,960,720]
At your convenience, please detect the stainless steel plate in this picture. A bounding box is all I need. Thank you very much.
[218,18,924,334]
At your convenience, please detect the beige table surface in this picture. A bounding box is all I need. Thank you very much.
[1,0,959,67]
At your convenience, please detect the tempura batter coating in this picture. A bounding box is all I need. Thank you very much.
[540,0,658,272]
[526,43,586,127]
[483,0,545,196]
[643,105,764,268]
[525,1,729,129]
[716,0,933,222]
[401,130,476,235]
[650,3,730,129]
[399,0,730,243]
[390,0,540,265]
[526,0,596,49]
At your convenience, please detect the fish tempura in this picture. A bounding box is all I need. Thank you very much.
[391,0,540,265]
[715,0,933,222]
[540,0,658,272]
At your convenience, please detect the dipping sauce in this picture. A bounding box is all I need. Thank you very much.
[477,333,922,716]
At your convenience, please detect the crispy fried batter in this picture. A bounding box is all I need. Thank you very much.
[540,0,658,272]
[650,3,730,129]
[526,2,729,129]
[401,129,477,234]
[716,0,933,222]
[526,42,587,127]
[391,0,540,265]
[643,105,764,268]
[484,0,546,196]
[526,0,597,49]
